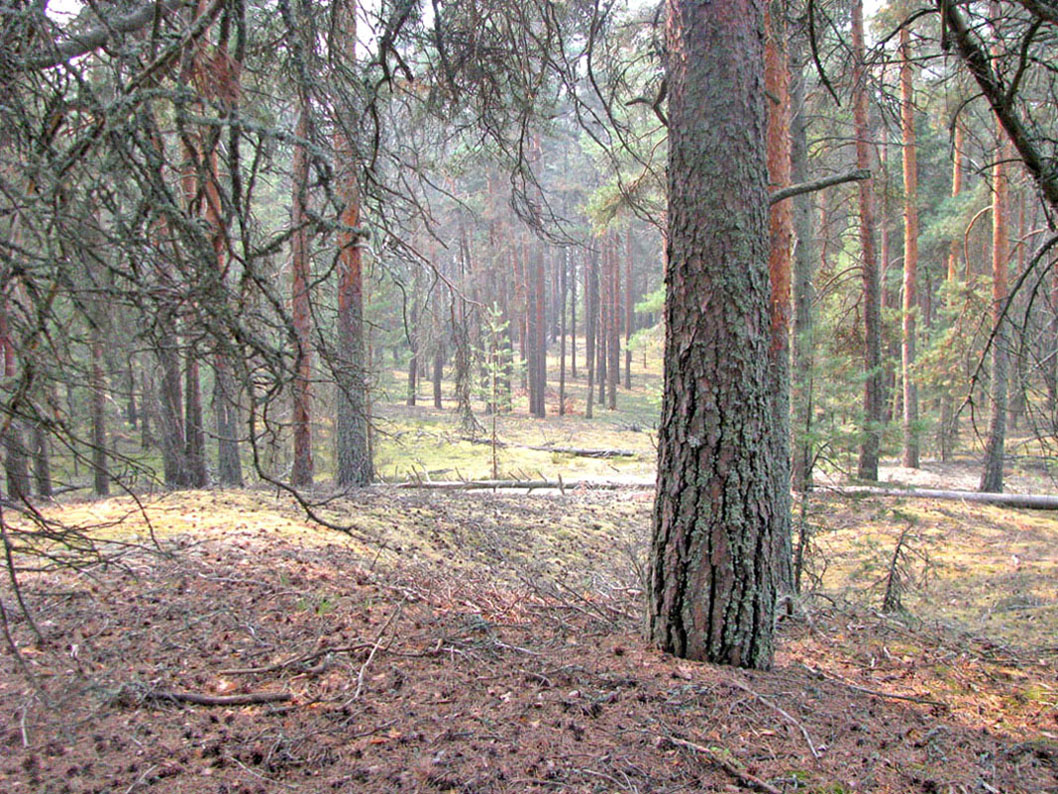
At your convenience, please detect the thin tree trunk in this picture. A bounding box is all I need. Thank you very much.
[585,248,597,419]
[900,24,920,468]
[981,136,1012,493]
[291,92,313,487]
[91,331,109,496]
[853,0,884,481]
[790,45,815,495]
[608,233,619,411]
[157,319,187,488]
[596,241,608,407]
[570,252,577,379]
[1,308,29,500]
[624,225,634,390]
[32,418,51,498]
[184,351,207,487]
[941,122,966,461]
[559,247,567,416]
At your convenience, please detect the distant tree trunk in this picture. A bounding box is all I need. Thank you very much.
[91,330,109,497]
[607,234,619,411]
[513,237,528,389]
[124,358,138,429]
[140,369,154,450]
[184,351,207,487]
[291,93,313,487]
[529,245,546,418]
[570,252,577,379]
[432,342,444,409]
[624,225,634,390]
[853,0,884,481]
[880,127,897,426]
[900,24,920,469]
[649,0,779,669]
[559,248,567,415]
[596,241,608,407]
[407,283,419,407]
[980,137,1012,493]
[940,122,965,460]
[32,418,51,498]
[1007,189,1027,431]
[765,2,793,592]
[452,226,481,434]
[790,44,815,495]
[585,248,598,419]
[157,319,188,488]
[1,308,29,500]
[213,358,242,487]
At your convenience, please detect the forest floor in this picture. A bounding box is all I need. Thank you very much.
[1,478,1057,794]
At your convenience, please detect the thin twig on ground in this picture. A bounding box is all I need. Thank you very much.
[668,736,783,794]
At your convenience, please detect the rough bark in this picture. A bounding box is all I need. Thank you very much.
[291,94,313,487]
[765,3,793,592]
[607,234,619,411]
[570,251,577,379]
[584,248,597,419]
[900,25,920,469]
[91,331,109,497]
[980,137,1011,493]
[559,248,567,415]
[1,309,29,500]
[790,43,815,495]
[157,318,188,488]
[624,226,634,391]
[648,0,779,669]
[184,352,208,488]
[940,122,966,461]
[852,0,884,481]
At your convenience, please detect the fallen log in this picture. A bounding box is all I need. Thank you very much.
[826,485,1058,510]
[526,445,639,458]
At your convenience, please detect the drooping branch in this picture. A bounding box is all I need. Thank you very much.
[939,0,1058,209]
[769,168,870,205]
[16,0,187,71]
[1013,0,1058,26]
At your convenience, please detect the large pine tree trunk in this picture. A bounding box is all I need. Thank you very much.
[333,1,372,487]
[900,25,920,469]
[765,3,793,592]
[852,0,884,481]
[649,0,780,669]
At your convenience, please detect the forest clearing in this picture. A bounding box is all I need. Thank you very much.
[5,0,1058,792]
